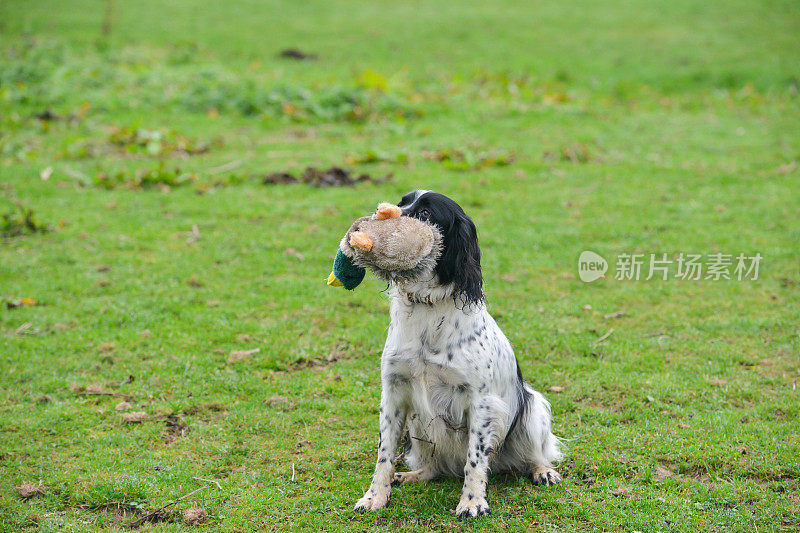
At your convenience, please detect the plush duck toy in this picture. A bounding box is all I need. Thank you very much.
[327,202,442,290]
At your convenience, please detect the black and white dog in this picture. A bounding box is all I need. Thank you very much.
[354,190,562,519]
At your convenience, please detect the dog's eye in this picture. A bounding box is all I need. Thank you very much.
[419,208,430,218]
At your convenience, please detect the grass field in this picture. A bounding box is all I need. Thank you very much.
[1,0,799,531]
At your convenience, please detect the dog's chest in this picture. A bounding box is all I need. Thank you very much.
[384,304,479,386]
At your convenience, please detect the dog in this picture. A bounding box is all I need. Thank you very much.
[354,190,563,519]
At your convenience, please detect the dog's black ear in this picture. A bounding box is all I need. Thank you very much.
[437,214,483,307]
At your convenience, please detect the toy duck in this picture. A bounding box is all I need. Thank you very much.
[327,202,441,290]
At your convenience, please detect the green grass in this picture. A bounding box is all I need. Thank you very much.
[1,0,799,531]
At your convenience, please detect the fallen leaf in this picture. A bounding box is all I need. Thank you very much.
[5,297,37,309]
[501,274,516,283]
[547,386,566,393]
[15,323,34,335]
[96,264,111,272]
[40,167,53,181]
[228,348,260,363]
[296,439,312,448]
[98,342,115,352]
[582,304,592,311]
[611,486,631,497]
[206,300,220,307]
[186,224,200,244]
[646,395,655,403]
[115,401,132,411]
[187,277,204,288]
[603,311,627,319]
[710,378,727,387]
[122,411,149,423]
[677,423,690,429]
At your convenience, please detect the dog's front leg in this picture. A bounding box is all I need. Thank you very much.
[354,385,407,512]
[455,397,501,519]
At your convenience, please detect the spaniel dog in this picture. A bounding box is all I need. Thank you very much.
[354,190,563,519]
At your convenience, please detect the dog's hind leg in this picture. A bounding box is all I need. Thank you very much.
[510,386,563,485]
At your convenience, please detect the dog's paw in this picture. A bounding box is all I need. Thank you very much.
[454,496,490,520]
[392,470,429,485]
[532,466,562,486]
[392,471,412,485]
[354,488,390,513]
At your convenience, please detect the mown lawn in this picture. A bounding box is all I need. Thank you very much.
[1,0,798,531]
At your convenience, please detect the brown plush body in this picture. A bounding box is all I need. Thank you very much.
[340,216,442,284]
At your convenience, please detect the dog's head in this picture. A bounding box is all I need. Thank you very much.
[397,190,483,306]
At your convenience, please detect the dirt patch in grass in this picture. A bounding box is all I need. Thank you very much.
[162,415,190,444]
[263,166,392,187]
[269,342,352,373]
[746,471,800,483]
[116,509,175,528]
[183,402,227,416]
[421,148,515,170]
[15,483,46,499]
[183,507,207,525]
[279,48,317,61]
